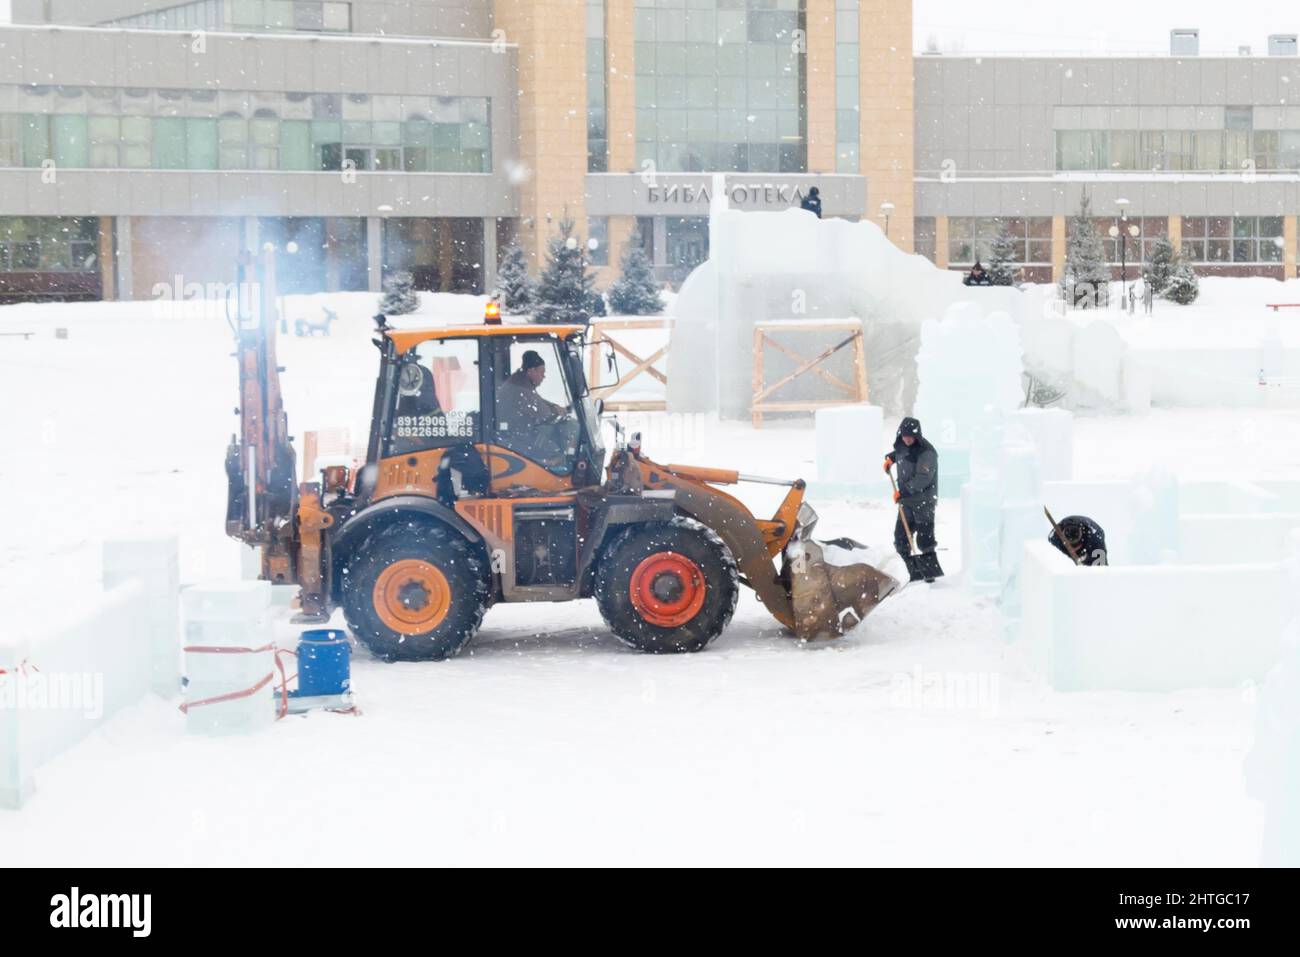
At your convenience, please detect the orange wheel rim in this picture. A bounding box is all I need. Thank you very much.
[373,559,451,635]
[629,552,707,628]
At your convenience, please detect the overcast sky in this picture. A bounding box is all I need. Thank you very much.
[915,1,1298,55]
[0,1,1294,55]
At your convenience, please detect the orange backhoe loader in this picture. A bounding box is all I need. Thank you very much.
[225,249,897,660]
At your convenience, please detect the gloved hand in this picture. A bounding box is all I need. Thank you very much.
[893,490,901,504]
[883,456,894,473]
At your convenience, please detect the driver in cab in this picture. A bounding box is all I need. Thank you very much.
[495,350,575,466]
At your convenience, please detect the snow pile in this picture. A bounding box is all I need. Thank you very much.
[668,208,1024,418]
[1023,277,1300,410]
[913,303,1025,497]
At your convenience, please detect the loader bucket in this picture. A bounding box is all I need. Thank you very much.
[783,537,900,642]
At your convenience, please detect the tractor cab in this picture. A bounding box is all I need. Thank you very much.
[369,322,606,503]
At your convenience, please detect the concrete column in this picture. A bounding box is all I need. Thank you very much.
[805,0,837,173]
[1284,216,1297,280]
[367,216,383,293]
[323,218,342,293]
[652,215,667,269]
[97,216,116,301]
[114,215,134,301]
[437,220,455,293]
[494,0,589,267]
[605,0,636,172]
[934,215,949,269]
[1167,214,1182,255]
[242,217,259,252]
[858,0,914,252]
[483,217,499,293]
[1051,214,1067,282]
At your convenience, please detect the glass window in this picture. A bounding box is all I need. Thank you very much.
[0,115,19,167]
[293,1,325,31]
[153,117,187,169]
[22,115,51,166]
[218,117,248,169]
[492,339,580,475]
[265,1,294,28]
[1139,130,1165,170]
[913,218,936,263]
[389,338,482,458]
[52,115,88,168]
[635,0,806,172]
[88,116,119,167]
[230,1,261,27]
[120,116,152,168]
[1254,130,1279,170]
[1225,130,1251,171]
[0,216,99,274]
[186,118,218,168]
[0,86,489,173]
[1056,130,1102,171]
[1280,131,1300,170]
[1194,131,1223,170]
[1225,106,1253,131]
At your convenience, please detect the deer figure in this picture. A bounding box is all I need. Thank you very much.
[295,307,339,338]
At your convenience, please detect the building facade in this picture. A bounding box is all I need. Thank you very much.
[1,3,1298,303]
[914,47,1300,283]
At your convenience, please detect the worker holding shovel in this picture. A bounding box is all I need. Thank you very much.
[884,417,944,583]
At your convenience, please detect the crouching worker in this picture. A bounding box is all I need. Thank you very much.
[884,417,944,582]
[1047,514,1109,566]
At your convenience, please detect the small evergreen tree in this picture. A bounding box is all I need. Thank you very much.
[1143,236,1178,295]
[533,218,597,325]
[1164,259,1200,305]
[1061,194,1110,309]
[987,222,1018,286]
[495,242,535,314]
[608,243,665,315]
[378,271,419,316]
[585,288,608,319]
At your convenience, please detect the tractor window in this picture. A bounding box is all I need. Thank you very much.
[388,338,480,455]
[492,339,580,475]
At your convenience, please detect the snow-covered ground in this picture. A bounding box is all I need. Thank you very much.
[0,289,1290,865]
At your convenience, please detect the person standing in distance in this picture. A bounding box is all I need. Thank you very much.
[800,186,822,219]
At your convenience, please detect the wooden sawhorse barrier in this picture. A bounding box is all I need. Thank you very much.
[587,317,673,412]
[751,318,868,428]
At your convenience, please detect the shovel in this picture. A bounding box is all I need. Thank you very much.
[889,470,944,583]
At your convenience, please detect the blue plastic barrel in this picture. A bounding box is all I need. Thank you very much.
[296,629,352,697]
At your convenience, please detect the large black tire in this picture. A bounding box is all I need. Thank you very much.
[341,521,489,661]
[594,518,738,653]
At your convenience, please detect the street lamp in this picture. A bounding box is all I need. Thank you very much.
[880,200,895,237]
[1110,198,1139,311]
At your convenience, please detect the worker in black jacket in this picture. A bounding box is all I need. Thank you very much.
[800,186,822,219]
[884,416,942,581]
